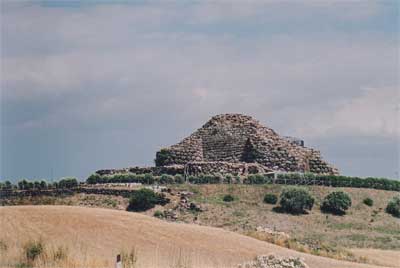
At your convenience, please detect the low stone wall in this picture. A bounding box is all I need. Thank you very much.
[0,189,75,198]
[0,187,138,199]
[185,161,270,176]
[95,162,270,178]
[96,165,185,176]
[75,187,137,197]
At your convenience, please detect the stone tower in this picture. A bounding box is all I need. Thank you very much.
[155,114,338,175]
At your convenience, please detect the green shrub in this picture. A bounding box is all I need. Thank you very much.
[277,173,400,191]
[244,174,265,184]
[155,149,172,166]
[174,174,185,184]
[0,181,13,190]
[234,176,241,184]
[159,174,173,184]
[83,171,400,192]
[127,188,168,212]
[321,191,352,215]
[279,187,314,214]
[263,193,278,204]
[24,240,44,262]
[224,174,233,184]
[58,177,78,189]
[188,174,222,184]
[223,194,235,202]
[143,173,154,184]
[386,196,400,218]
[153,210,164,218]
[363,197,373,207]
[18,180,29,190]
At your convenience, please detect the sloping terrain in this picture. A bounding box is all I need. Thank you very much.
[0,206,395,268]
[169,184,400,250]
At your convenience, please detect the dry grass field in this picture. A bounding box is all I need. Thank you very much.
[167,184,400,250]
[0,205,396,268]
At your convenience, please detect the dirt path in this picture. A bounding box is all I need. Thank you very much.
[0,206,395,268]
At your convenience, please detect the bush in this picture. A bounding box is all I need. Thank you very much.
[244,174,266,184]
[58,177,78,189]
[159,174,173,184]
[223,194,235,202]
[18,180,29,190]
[153,210,164,218]
[363,197,373,207]
[279,187,314,214]
[127,188,168,212]
[386,196,400,218]
[263,193,278,204]
[87,173,101,184]
[0,181,13,190]
[24,240,44,263]
[277,173,400,191]
[188,174,222,184]
[321,191,352,215]
[143,173,154,184]
[174,174,185,184]
[155,149,172,166]
[224,174,233,184]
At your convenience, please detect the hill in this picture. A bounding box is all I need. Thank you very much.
[0,206,392,268]
[166,184,400,250]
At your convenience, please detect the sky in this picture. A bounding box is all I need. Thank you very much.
[1,0,399,181]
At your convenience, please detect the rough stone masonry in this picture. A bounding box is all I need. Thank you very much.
[155,114,338,175]
[96,114,338,177]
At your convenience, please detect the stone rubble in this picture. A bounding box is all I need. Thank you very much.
[238,254,309,268]
[256,226,290,240]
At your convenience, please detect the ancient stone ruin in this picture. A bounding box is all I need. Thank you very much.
[155,114,338,175]
[96,114,338,177]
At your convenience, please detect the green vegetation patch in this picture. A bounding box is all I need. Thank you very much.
[363,197,373,207]
[127,188,168,212]
[321,191,352,215]
[278,187,314,214]
[263,193,278,204]
[386,196,400,218]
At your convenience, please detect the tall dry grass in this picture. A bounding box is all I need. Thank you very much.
[0,238,110,268]
[244,230,370,264]
[0,238,220,268]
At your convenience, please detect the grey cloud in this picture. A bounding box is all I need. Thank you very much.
[1,1,398,180]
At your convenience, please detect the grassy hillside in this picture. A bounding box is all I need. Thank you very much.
[166,184,400,250]
[0,206,390,268]
[2,184,399,267]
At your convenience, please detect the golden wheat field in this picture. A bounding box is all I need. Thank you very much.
[0,205,397,268]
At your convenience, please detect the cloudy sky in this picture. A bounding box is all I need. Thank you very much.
[1,1,399,181]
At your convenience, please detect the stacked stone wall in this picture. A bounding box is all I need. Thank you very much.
[185,161,270,176]
[155,114,338,175]
[96,165,185,176]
